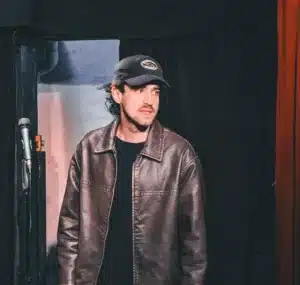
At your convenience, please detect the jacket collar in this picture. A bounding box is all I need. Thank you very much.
[94,118,164,162]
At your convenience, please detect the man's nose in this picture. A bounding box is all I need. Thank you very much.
[143,91,153,105]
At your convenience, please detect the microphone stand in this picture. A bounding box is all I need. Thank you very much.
[17,135,47,285]
[19,159,33,285]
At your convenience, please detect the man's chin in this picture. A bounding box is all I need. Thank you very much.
[135,122,152,131]
[122,109,156,131]
[134,119,154,131]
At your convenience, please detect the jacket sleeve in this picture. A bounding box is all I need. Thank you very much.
[178,154,207,285]
[57,148,81,285]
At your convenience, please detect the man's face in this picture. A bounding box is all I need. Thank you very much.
[113,83,160,129]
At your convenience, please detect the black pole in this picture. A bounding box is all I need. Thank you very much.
[14,31,50,285]
[14,31,37,285]
[35,150,47,285]
[0,27,18,285]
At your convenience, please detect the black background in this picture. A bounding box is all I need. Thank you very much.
[0,1,277,284]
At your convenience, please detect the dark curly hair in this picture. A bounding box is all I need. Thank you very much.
[104,82,125,117]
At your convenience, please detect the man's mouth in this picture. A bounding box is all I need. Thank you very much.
[139,108,153,113]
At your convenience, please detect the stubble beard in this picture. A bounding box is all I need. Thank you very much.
[122,106,155,132]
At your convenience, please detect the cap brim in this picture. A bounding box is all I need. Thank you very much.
[125,74,170,88]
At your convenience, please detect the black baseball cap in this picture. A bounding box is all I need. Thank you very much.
[105,54,170,88]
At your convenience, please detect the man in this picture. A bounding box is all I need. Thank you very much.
[57,54,207,285]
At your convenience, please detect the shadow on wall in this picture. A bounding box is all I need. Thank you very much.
[40,41,75,84]
[45,244,59,285]
[40,40,119,85]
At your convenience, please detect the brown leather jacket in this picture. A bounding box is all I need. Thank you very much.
[57,119,207,285]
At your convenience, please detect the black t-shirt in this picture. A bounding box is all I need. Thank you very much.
[98,137,144,285]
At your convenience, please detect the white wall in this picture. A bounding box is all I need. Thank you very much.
[37,40,119,249]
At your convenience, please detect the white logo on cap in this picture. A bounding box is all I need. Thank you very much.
[141,59,158,70]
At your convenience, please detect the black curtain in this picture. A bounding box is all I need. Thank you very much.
[0,28,18,284]
[120,23,277,285]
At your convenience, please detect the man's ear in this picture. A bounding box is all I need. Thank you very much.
[111,85,123,104]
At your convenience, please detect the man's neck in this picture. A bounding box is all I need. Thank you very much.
[116,121,149,143]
